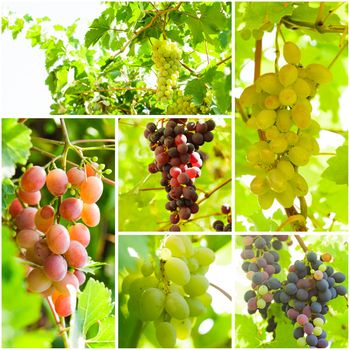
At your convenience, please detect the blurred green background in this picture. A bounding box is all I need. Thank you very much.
[118,118,232,232]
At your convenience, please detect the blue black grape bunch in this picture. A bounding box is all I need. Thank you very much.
[212,205,232,231]
[274,251,347,348]
[144,118,216,231]
[241,235,288,318]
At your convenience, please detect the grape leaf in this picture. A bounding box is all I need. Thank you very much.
[85,316,115,348]
[69,279,114,347]
[322,145,348,185]
[2,119,32,179]
[2,178,15,215]
[235,314,260,347]
[184,79,206,105]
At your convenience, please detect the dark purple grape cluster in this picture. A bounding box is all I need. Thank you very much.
[212,205,232,231]
[144,118,216,231]
[241,235,289,318]
[274,251,347,348]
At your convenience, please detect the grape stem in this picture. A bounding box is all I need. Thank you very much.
[32,136,115,145]
[294,235,308,253]
[196,178,232,205]
[276,214,306,232]
[209,282,232,301]
[46,297,69,348]
[31,146,115,186]
[328,40,347,69]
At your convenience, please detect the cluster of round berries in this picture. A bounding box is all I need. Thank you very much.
[212,205,232,231]
[144,118,216,231]
[8,163,104,317]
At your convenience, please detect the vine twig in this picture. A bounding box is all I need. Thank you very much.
[294,235,308,253]
[276,214,306,231]
[209,282,232,301]
[196,178,232,205]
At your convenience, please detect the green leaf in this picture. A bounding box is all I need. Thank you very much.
[70,278,114,347]
[2,119,32,179]
[86,316,115,348]
[2,178,15,214]
[184,79,206,104]
[235,314,260,347]
[322,145,348,184]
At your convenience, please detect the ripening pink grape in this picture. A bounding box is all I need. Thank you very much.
[67,167,85,186]
[16,229,41,249]
[81,203,100,227]
[74,270,86,286]
[21,166,46,193]
[186,167,201,179]
[59,198,83,221]
[26,239,51,265]
[35,206,55,233]
[175,134,187,145]
[68,223,90,247]
[170,177,180,187]
[15,207,37,230]
[43,254,68,281]
[84,162,99,177]
[27,268,52,293]
[170,167,181,178]
[64,240,88,268]
[46,168,68,196]
[54,271,79,295]
[9,198,23,218]
[79,176,103,204]
[41,285,55,298]
[55,295,73,317]
[46,224,70,254]
[18,188,41,205]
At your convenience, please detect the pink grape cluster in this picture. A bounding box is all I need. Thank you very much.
[8,163,103,317]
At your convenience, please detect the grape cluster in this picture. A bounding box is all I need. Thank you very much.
[152,39,181,103]
[239,41,332,210]
[167,91,212,115]
[144,118,216,231]
[275,251,347,348]
[241,235,288,317]
[122,235,215,348]
[8,163,105,317]
[212,205,232,231]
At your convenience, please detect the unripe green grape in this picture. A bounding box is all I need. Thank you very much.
[240,85,259,107]
[129,276,158,299]
[304,78,317,97]
[250,176,269,195]
[267,169,287,193]
[186,298,206,316]
[256,110,277,130]
[286,131,299,145]
[260,148,275,165]
[293,78,311,98]
[160,247,172,260]
[297,337,306,347]
[313,326,323,336]
[155,322,176,348]
[270,136,288,153]
[164,257,190,285]
[283,41,301,65]
[164,235,186,257]
[187,257,199,273]
[303,119,321,136]
[246,117,258,129]
[240,28,251,40]
[256,73,283,95]
[178,235,194,257]
[195,292,212,307]
[279,64,298,87]
[257,298,266,309]
[306,63,332,84]
[258,190,275,210]
[265,126,280,140]
[264,95,280,110]
[297,134,319,155]
[276,109,292,132]
[279,88,297,106]
[275,183,295,208]
[290,173,308,196]
[139,288,165,321]
[277,160,295,180]
[291,104,311,129]
[184,275,209,297]
[141,260,154,277]
[258,285,268,295]
[171,318,192,340]
[313,318,324,327]
[194,247,215,266]
[288,146,310,166]
[165,292,190,320]
[122,273,140,294]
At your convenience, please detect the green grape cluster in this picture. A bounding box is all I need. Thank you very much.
[152,39,182,104]
[167,90,212,115]
[122,235,215,348]
[239,41,332,210]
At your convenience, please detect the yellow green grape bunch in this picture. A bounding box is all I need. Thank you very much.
[167,90,212,115]
[239,41,332,210]
[122,235,215,348]
[152,39,182,104]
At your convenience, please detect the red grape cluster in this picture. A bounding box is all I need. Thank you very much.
[144,118,216,231]
[8,163,103,317]
[212,205,232,231]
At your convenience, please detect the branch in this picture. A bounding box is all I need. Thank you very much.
[276,214,306,231]
[254,39,262,81]
[281,16,347,33]
[328,40,347,69]
[209,282,232,301]
[197,178,231,205]
[295,235,308,253]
